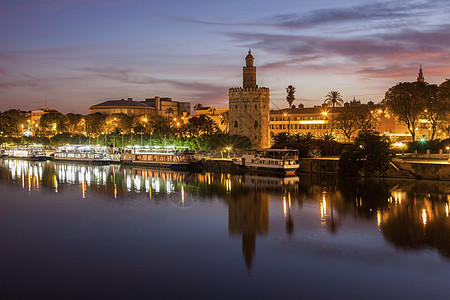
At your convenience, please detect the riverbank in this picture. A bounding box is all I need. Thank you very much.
[196,157,450,181]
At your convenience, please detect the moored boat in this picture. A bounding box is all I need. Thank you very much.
[233,149,299,175]
[53,145,112,164]
[121,146,197,170]
[4,145,50,161]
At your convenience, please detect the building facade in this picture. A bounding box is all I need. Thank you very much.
[142,97,190,117]
[30,107,59,124]
[229,51,270,148]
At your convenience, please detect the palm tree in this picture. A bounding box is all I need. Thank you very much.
[324,91,344,133]
[286,85,295,134]
[165,107,174,117]
[219,111,229,134]
[193,103,203,112]
[286,85,295,108]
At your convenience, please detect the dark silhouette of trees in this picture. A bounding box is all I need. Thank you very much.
[286,85,295,108]
[0,109,26,137]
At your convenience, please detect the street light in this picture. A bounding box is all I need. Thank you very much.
[226,147,231,158]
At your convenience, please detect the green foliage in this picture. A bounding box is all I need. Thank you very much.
[85,113,106,134]
[384,81,442,141]
[39,111,67,135]
[65,113,84,133]
[320,133,335,142]
[272,132,291,144]
[0,109,26,137]
[182,115,219,137]
[339,131,394,177]
[324,91,344,108]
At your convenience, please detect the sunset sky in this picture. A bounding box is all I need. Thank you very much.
[1,0,450,114]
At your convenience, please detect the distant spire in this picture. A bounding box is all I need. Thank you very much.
[417,65,425,83]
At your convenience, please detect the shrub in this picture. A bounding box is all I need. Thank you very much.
[339,131,394,177]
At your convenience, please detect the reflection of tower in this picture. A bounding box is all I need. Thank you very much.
[228,191,269,270]
[229,51,270,148]
[417,65,425,83]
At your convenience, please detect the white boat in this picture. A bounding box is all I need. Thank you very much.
[233,149,300,175]
[5,145,50,161]
[121,146,197,170]
[53,145,112,164]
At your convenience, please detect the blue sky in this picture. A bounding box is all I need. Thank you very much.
[1,0,450,114]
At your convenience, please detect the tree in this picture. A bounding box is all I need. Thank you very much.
[149,115,171,135]
[339,130,393,177]
[272,132,292,145]
[384,82,424,142]
[39,111,67,136]
[184,115,218,137]
[0,109,26,137]
[85,113,106,136]
[356,106,381,132]
[421,83,440,140]
[437,79,450,137]
[193,103,203,112]
[219,110,229,134]
[285,85,296,134]
[324,91,344,133]
[334,110,359,142]
[66,113,84,134]
[166,107,174,117]
[286,85,295,108]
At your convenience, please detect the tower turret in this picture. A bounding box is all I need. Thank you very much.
[243,50,256,89]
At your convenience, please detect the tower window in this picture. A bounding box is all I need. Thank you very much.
[244,104,247,108]
[254,120,258,128]
[255,104,257,108]
[235,105,237,108]
[234,121,238,128]
[255,136,257,139]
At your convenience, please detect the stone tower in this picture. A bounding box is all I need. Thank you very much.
[417,65,425,83]
[229,51,270,149]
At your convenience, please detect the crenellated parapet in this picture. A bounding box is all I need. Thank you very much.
[229,87,270,93]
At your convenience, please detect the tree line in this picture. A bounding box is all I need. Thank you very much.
[0,110,229,139]
[383,79,450,141]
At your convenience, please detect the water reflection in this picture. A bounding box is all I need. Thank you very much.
[1,159,450,265]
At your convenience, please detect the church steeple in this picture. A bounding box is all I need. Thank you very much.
[417,65,425,83]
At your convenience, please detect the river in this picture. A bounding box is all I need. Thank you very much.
[1,159,449,299]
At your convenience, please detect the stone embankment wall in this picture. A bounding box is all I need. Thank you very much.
[298,158,340,174]
[298,157,450,181]
[193,157,450,180]
[386,158,450,181]
[192,159,239,174]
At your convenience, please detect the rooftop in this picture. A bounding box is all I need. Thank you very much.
[90,99,152,108]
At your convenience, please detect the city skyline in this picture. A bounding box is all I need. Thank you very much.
[1,0,450,114]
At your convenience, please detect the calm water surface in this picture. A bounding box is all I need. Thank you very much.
[1,159,449,299]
